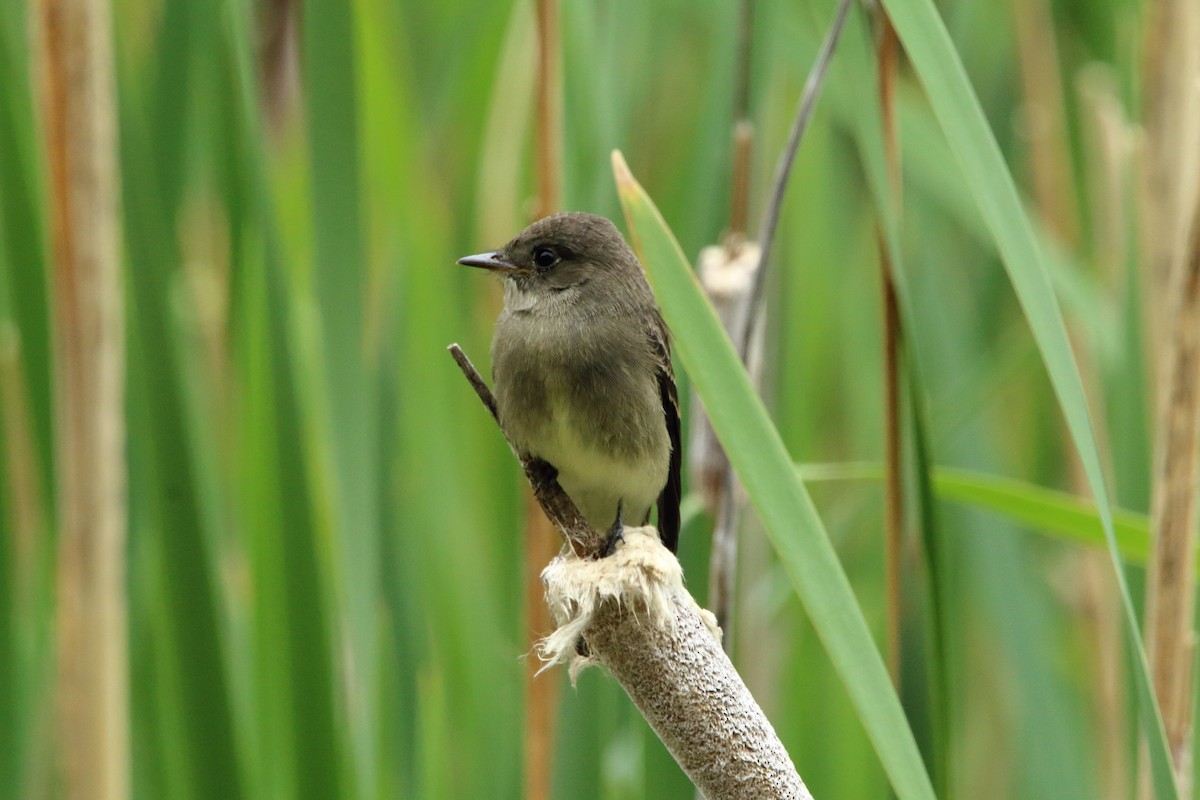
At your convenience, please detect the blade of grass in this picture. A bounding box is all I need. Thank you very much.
[828,5,950,789]
[902,373,949,794]
[800,462,1153,562]
[119,88,246,800]
[0,14,54,791]
[0,11,53,506]
[301,0,379,793]
[613,150,936,800]
[223,0,352,795]
[876,0,1178,794]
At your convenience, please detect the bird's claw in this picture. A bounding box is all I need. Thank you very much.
[600,500,625,557]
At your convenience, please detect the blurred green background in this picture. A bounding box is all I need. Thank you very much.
[0,0,1167,796]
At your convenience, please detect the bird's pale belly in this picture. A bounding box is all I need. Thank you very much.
[495,371,668,532]
[535,403,666,530]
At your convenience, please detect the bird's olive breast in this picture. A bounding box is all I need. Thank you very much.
[490,308,663,461]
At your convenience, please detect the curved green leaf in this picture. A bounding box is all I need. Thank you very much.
[800,462,1157,566]
[613,151,936,800]
[877,0,1176,794]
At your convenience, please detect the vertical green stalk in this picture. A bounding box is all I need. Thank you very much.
[0,9,53,503]
[120,91,245,800]
[301,0,378,794]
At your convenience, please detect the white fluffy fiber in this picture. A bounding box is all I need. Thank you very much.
[537,526,720,682]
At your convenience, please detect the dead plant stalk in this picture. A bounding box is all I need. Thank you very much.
[39,0,128,796]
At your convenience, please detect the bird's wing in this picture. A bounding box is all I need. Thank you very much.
[649,314,681,553]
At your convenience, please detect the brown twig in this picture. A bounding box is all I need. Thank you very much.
[448,344,601,558]
[449,344,499,421]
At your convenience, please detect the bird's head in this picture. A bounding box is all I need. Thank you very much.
[457,212,641,295]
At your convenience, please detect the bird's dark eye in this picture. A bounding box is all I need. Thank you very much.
[533,247,560,269]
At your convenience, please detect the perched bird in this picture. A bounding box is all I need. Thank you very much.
[458,212,681,552]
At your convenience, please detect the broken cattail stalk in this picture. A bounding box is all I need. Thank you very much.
[690,242,763,513]
[540,528,810,799]
[692,242,763,640]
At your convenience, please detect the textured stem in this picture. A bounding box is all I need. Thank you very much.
[591,600,807,799]
[39,0,128,794]
[1141,0,1200,390]
[1140,1,1200,793]
[542,531,810,799]
[693,242,761,640]
[1144,202,1200,796]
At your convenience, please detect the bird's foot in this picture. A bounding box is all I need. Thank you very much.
[600,500,625,558]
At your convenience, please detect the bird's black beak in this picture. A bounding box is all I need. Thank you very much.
[457,251,519,273]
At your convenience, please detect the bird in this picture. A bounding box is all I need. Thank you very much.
[458,211,681,553]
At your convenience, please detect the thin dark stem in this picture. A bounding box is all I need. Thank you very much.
[448,344,600,558]
[877,12,903,691]
[739,0,854,362]
[880,243,903,685]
